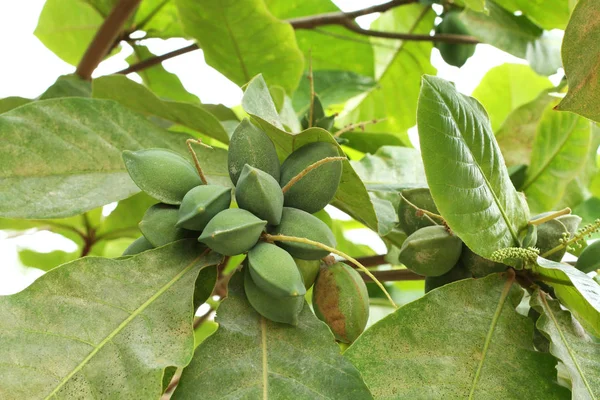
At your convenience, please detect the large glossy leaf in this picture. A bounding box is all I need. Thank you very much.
[172,273,373,399]
[533,257,600,338]
[0,241,221,399]
[461,2,561,76]
[495,90,556,167]
[175,0,304,94]
[417,75,529,258]
[340,4,435,146]
[555,0,600,123]
[242,75,381,234]
[345,273,569,399]
[34,0,113,65]
[0,98,190,219]
[292,70,376,116]
[531,290,600,399]
[522,108,592,213]
[127,45,200,103]
[496,0,572,30]
[472,63,552,132]
[265,0,374,77]
[92,75,229,143]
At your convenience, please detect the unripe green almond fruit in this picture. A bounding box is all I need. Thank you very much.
[122,149,202,205]
[398,188,439,235]
[294,258,321,289]
[458,245,506,278]
[228,119,280,185]
[435,10,475,68]
[399,225,463,277]
[235,164,284,225]
[279,142,343,214]
[139,204,197,247]
[248,242,306,298]
[270,207,336,260]
[122,236,154,256]
[536,219,569,262]
[556,215,582,237]
[424,262,471,293]
[198,208,267,255]
[244,268,304,326]
[575,240,600,273]
[177,185,231,231]
[312,262,369,343]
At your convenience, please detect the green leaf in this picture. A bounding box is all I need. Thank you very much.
[339,131,405,154]
[92,75,229,143]
[351,146,426,189]
[495,0,571,30]
[531,290,600,399]
[556,0,600,123]
[39,74,92,100]
[461,2,561,76]
[292,70,376,116]
[134,0,185,39]
[0,241,221,399]
[18,249,79,272]
[34,0,106,65]
[127,45,200,103]
[0,98,190,219]
[463,0,487,12]
[0,97,32,114]
[495,89,556,167]
[175,0,304,94]
[472,63,552,132]
[172,273,373,399]
[242,75,381,233]
[533,257,600,337]
[573,197,600,239]
[522,108,592,214]
[345,273,569,399]
[417,75,529,258]
[96,192,156,240]
[265,0,374,77]
[340,4,435,145]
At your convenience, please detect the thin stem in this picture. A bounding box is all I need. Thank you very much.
[264,233,397,308]
[360,268,424,282]
[117,43,199,75]
[541,219,600,259]
[308,52,315,128]
[281,157,346,194]
[399,194,443,225]
[186,139,211,185]
[76,0,141,80]
[334,118,386,137]
[341,20,479,44]
[529,208,571,226]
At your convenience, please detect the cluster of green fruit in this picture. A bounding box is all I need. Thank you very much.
[119,119,369,342]
[435,9,476,68]
[397,188,583,291]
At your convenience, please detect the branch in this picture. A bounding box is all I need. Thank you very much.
[340,20,480,44]
[116,0,478,75]
[76,0,141,80]
[287,0,418,29]
[347,254,424,281]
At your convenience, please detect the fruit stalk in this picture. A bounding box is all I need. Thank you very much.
[186,139,211,184]
[264,233,398,308]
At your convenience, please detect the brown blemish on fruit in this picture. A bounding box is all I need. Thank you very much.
[313,267,347,341]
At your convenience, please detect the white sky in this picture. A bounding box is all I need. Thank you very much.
[0,0,529,294]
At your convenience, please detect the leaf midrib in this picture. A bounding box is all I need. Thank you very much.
[468,274,514,398]
[43,255,203,399]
